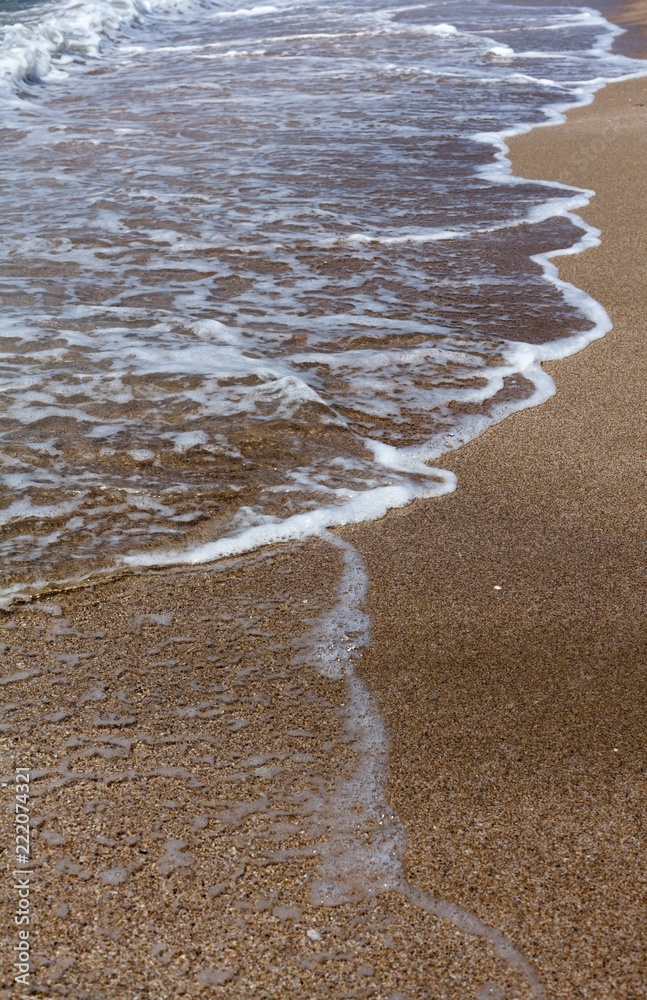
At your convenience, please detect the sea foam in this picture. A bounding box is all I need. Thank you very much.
[1,0,646,605]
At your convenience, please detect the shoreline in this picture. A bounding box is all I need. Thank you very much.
[2,3,646,997]
[345,2,647,996]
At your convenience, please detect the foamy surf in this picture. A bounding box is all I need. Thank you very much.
[0,0,180,97]
[1,0,646,608]
[1,5,644,993]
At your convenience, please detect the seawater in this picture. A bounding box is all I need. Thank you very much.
[2,4,644,992]
[1,0,644,605]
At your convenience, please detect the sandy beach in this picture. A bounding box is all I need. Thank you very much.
[1,2,646,997]
[347,2,647,994]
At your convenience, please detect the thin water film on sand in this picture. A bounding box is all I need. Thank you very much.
[1,0,643,602]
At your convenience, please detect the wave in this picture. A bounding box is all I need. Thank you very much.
[1,0,646,608]
[0,0,194,97]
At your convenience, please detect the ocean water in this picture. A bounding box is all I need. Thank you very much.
[2,4,644,991]
[0,0,643,607]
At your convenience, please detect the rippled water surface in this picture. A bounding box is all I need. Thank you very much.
[0,0,642,602]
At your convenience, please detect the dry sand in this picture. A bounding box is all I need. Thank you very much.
[1,2,646,998]
[346,4,647,996]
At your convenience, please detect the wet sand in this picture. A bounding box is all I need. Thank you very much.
[2,3,647,998]
[346,3,647,996]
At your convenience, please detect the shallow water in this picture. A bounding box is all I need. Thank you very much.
[1,0,644,605]
[2,5,644,994]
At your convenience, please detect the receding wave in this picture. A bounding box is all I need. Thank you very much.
[1,0,645,605]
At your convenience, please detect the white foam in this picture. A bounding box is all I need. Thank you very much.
[420,22,458,37]
[0,497,85,528]
[120,477,456,571]
[484,44,514,60]
[2,0,647,610]
[0,0,178,97]
[212,5,279,18]
[344,228,463,245]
